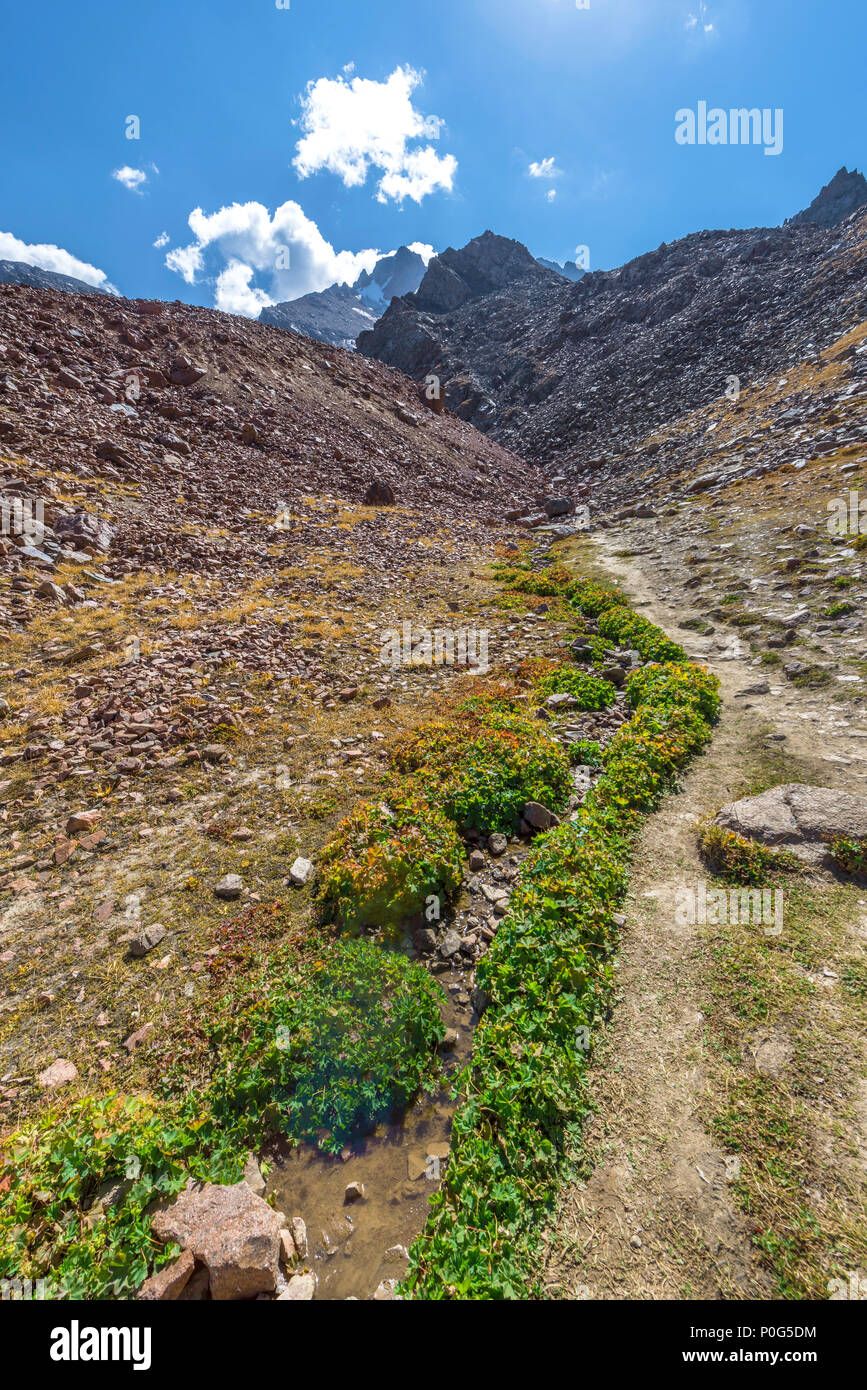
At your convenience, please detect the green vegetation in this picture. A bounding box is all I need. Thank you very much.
[568,738,604,768]
[392,700,572,834]
[533,667,616,709]
[829,836,867,877]
[404,560,720,1298]
[698,824,803,885]
[317,794,464,933]
[0,918,444,1298]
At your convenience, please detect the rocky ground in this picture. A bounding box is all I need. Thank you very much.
[2,219,866,1301]
[0,280,565,1118]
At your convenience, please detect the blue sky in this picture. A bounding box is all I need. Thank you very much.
[1,0,864,310]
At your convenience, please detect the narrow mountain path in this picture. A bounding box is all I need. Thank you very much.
[542,533,867,1300]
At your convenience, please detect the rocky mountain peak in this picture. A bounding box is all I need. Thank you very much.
[409,231,551,316]
[788,166,867,229]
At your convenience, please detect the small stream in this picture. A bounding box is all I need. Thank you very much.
[265,966,474,1300]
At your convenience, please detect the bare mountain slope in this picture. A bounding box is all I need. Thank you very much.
[359,185,867,483]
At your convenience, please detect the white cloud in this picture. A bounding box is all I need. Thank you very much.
[165,199,385,315]
[112,166,148,192]
[214,260,273,317]
[293,65,457,204]
[0,230,115,291]
[406,241,436,264]
[529,157,561,180]
[546,188,557,203]
[153,231,170,249]
[685,4,715,34]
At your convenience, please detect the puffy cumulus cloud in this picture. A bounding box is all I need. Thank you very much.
[0,230,116,291]
[529,157,561,179]
[112,166,148,192]
[164,199,384,315]
[214,260,273,317]
[405,241,436,264]
[153,231,170,249]
[293,65,456,205]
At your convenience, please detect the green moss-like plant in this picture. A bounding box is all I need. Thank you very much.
[533,667,616,710]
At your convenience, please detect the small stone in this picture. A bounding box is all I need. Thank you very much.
[468,848,486,871]
[37,1058,78,1089]
[288,857,313,886]
[130,924,167,957]
[138,1250,195,1301]
[279,1230,297,1265]
[439,1028,459,1052]
[372,1279,401,1300]
[522,801,560,831]
[488,832,508,856]
[278,1273,316,1301]
[344,1181,365,1205]
[289,1217,308,1259]
[243,1154,265,1196]
[214,873,243,900]
[363,479,395,506]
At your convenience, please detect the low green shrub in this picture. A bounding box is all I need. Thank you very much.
[829,836,867,877]
[204,937,445,1153]
[393,709,572,834]
[698,824,803,885]
[596,605,687,663]
[533,667,616,710]
[568,738,603,767]
[318,795,464,932]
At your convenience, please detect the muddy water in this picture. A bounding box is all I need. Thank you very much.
[265,960,477,1301]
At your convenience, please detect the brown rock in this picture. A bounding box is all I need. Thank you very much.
[138,1249,195,1301]
[66,809,101,835]
[37,1058,78,1089]
[150,1181,282,1300]
[363,479,395,506]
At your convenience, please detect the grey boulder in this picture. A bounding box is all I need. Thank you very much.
[712,783,867,867]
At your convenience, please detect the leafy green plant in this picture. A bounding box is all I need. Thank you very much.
[596,605,687,663]
[829,836,867,877]
[393,707,571,834]
[0,1094,221,1301]
[698,824,802,885]
[533,668,616,710]
[318,794,464,933]
[204,937,445,1153]
[568,738,603,768]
